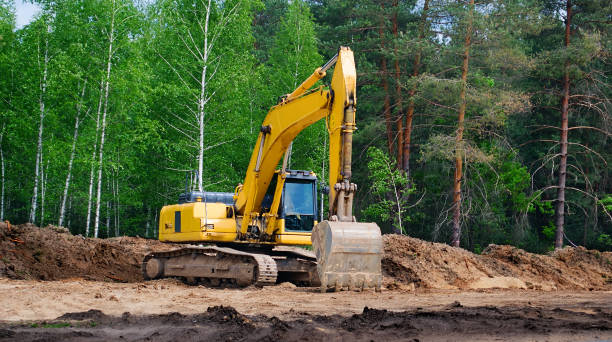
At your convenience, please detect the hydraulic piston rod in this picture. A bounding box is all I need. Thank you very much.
[285,53,339,102]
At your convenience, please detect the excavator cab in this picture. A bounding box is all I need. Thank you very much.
[280,171,317,232]
[262,170,318,233]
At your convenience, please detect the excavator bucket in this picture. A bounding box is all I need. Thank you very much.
[311,220,383,292]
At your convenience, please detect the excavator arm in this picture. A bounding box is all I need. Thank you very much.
[235,48,358,226]
[235,47,382,291]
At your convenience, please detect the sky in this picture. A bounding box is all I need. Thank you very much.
[15,0,41,29]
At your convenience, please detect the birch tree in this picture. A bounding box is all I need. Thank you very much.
[43,0,110,236]
[0,2,12,222]
[93,0,115,238]
[151,0,261,193]
[86,81,104,236]
[93,0,138,237]
[29,21,51,224]
[145,205,151,237]
[39,158,49,225]
[58,81,86,227]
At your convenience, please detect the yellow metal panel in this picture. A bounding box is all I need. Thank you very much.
[158,202,237,243]
[273,218,313,246]
[191,202,227,219]
[328,47,356,215]
[159,231,237,243]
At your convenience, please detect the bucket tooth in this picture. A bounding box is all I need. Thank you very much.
[312,220,383,292]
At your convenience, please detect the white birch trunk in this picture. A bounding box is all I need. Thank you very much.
[196,0,212,192]
[94,0,115,238]
[67,196,72,228]
[40,159,49,226]
[114,170,119,237]
[59,82,86,227]
[106,200,110,238]
[85,80,104,236]
[30,26,50,223]
[112,171,116,237]
[58,115,80,227]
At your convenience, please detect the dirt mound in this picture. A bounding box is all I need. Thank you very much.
[383,234,612,291]
[2,222,611,291]
[0,222,179,282]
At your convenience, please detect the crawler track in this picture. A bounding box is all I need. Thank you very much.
[142,245,318,287]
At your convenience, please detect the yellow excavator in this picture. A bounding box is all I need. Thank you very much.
[143,47,382,292]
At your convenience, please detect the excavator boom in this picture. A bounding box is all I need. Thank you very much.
[309,48,382,292]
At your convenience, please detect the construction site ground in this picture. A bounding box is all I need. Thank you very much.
[0,222,611,341]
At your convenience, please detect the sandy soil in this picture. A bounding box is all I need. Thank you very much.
[2,223,612,341]
[1,278,611,320]
[0,278,611,341]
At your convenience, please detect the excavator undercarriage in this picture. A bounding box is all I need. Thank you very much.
[143,245,320,288]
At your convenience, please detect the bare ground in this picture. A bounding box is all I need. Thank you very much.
[0,279,611,341]
[1,222,612,341]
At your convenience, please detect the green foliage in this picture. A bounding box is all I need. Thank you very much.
[601,196,612,211]
[597,234,612,247]
[0,0,609,254]
[500,161,530,212]
[542,221,556,239]
[267,0,321,93]
[361,147,414,234]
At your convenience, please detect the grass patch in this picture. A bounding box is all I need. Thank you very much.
[42,322,71,328]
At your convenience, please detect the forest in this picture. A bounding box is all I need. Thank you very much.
[0,0,609,253]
